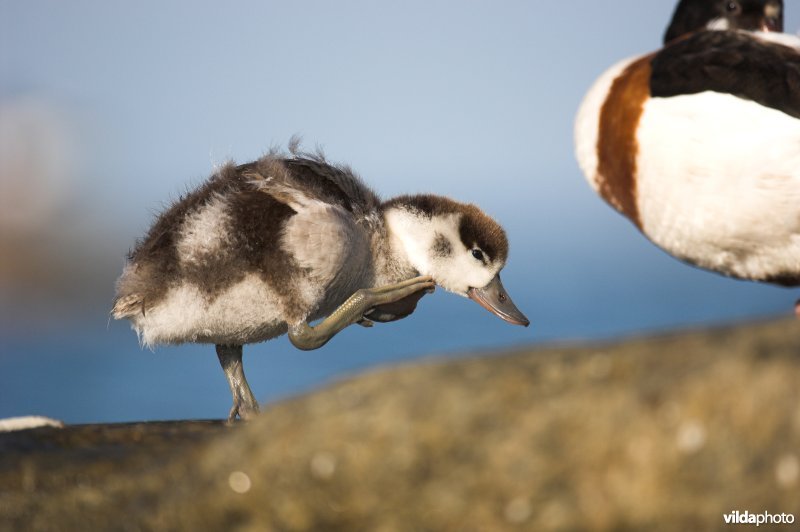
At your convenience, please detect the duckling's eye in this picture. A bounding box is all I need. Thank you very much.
[471,249,484,261]
[726,1,740,13]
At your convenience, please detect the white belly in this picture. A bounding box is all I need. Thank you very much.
[635,92,800,281]
[130,273,288,347]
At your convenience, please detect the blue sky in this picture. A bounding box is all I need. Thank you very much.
[1,2,685,213]
[1,2,798,422]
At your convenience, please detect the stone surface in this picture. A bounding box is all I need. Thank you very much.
[1,318,799,531]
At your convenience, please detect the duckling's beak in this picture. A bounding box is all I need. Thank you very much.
[468,275,530,327]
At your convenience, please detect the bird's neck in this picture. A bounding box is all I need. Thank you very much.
[373,206,433,285]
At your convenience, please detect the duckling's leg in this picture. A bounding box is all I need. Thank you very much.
[215,344,260,422]
[289,275,435,350]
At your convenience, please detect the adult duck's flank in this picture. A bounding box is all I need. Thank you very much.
[113,145,528,420]
[575,0,800,313]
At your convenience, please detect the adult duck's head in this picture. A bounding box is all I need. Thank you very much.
[664,0,783,44]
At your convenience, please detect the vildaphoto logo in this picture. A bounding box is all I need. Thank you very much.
[723,511,795,526]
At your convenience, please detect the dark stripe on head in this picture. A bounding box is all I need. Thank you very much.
[457,204,508,264]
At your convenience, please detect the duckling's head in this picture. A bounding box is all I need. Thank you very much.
[664,0,783,44]
[383,195,529,327]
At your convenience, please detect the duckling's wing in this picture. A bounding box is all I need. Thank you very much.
[238,156,377,319]
[239,153,381,223]
[282,199,373,319]
[283,156,380,216]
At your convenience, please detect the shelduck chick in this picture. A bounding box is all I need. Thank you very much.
[113,147,529,421]
[575,0,800,315]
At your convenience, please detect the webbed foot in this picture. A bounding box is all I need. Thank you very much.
[289,275,435,350]
[227,397,260,423]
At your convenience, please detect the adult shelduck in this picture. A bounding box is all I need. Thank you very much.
[113,144,529,420]
[575,0,800,315]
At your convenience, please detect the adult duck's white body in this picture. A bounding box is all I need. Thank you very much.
[113,145,528,420]
[575,0,800,308]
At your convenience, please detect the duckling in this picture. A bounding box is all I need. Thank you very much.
[575,0,800,315]
[113,145,529,421]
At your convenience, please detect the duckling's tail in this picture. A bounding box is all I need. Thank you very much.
[112,294,145,319]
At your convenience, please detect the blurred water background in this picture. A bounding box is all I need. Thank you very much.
[2,1,798,423]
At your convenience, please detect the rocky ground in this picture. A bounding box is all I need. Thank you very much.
[1,318,799,531]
